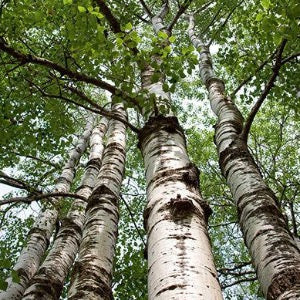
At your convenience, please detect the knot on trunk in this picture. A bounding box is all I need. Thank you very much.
[181,163,200,190]
[169,194,195,217]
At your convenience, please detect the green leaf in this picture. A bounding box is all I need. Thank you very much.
[256,13,263,21]
[162,83,169,92]
[158,31,168,39]
[124,22,133,31]
[261,0,270,9]
[63,0,73,4]
[169,36,176,43]
[91,11,104,19]
[78,6,86,13]
[0,280,8,291]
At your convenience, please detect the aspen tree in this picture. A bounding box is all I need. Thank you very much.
[68,104,127,300]
[138,3,223,299]
[22,117,108,300]
[188,14,300,300]
[0,116,94,300]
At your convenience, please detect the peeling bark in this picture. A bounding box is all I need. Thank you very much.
[188,16,300,300]
[0,116,94,300]
[139,115,222,299]
[22,117,108,300]
[68,104,126,300]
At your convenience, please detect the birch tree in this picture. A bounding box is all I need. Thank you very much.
[187,10,300,299]
[0,116,94,300]
[22,117,108,300]
[68,104,127,299]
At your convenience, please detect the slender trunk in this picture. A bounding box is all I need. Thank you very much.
[22,117,108,300]
[139,12,223,298]
[68,104,126,300]
[0,116,94,300]
[188,18,300,300]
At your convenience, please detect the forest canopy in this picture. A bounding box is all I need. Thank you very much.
[0,0,299,299]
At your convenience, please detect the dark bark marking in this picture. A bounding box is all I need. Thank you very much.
[138,115,185,150]
[86,185,118,211]
[267,268,300,300]
[155,284,188,297]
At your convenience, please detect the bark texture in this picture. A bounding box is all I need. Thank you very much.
[68,104,126,300]
[188,16,300,300]
[0,116,94,300]
[22,117,108,300]
[138,116,223,300]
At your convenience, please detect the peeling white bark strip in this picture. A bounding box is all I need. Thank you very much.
[188,16,300,299]
[68,104,126,300]
[0,116,94,300]
[22,117,108,300]
[138,116,223,300]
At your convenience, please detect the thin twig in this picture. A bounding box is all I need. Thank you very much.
[120,194,146,246]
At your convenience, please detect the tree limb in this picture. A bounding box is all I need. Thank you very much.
[0,38,117,93]
[0,171,41,195]
[208,0,244,46]
[221,276,257,289]
[66,85,141,133]
[0,192,87,206]
[138,0,153,18]
[231,47,278,97]
[240,39,287,142]
[168,0,192,32]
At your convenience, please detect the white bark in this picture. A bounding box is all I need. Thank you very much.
[139,116,223,300]
[139,13,223,297]
[0,116,94,300]
[68,104,127,300]
[22,117,108,300]
[188,15,300,300]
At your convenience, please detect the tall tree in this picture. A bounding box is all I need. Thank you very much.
[188,12,300,299]
[68,104,127,299]
[0,116,94,300]
[22,116,108,300]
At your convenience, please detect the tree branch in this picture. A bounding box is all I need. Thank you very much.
[240,39,288,142]
[0,192,87,206]
[95,0,121,33]
[120,194,146,246]
[66,85,140,133]
[12,151,60,169]
[168,0,192,32]
[0,171,41,195]
[281,52,300,65]
[0,38,117,93]
[208,0,244,46]
[231,47,278,97]
[221,276,257,289]
[138,0,153,18]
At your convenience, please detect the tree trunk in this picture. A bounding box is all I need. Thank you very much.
[139,12,223,297]
[22,117,108,300]
[188,18,300,300]
[68,104,126,300]
[0,116,94,300]
[138,115,223,299]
